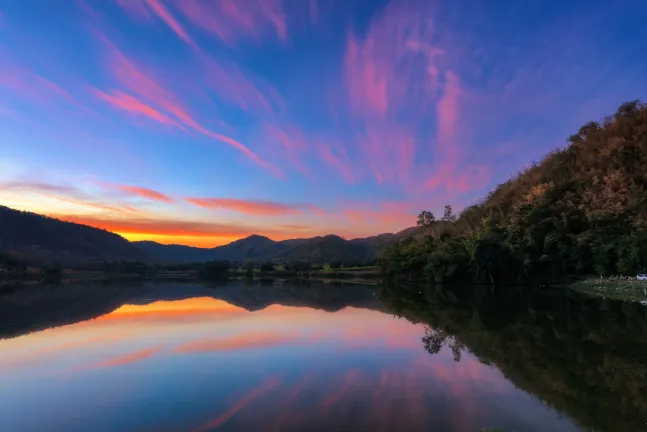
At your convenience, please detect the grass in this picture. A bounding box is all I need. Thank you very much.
[570,278,647,301]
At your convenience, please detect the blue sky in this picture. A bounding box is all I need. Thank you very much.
[1,0,646,246]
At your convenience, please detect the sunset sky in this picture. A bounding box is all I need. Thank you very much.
[1,0,646,247]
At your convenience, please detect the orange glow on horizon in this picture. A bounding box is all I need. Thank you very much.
[104,297,246,318]
[119,232,243,247]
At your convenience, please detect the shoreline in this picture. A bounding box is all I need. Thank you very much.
[568,278,647,302]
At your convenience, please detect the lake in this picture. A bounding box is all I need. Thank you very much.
[1,279,645,431]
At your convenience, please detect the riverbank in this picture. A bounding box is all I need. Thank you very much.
[569,278,647,301]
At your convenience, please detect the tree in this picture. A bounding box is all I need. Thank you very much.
[443,205,456,222]
[244,260,255,279]
[417,211,436,233]
[198,260,231,281]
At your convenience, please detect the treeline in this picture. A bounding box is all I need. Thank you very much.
[380,101,647,285]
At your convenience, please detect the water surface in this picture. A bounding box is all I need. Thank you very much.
[1,280,645,431]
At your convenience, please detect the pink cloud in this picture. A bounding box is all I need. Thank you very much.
[48,195,140,215]
[0,181,78,195]
[0,67,85,112]
[171,0,287,46]
[114,0,194,47]
[345,35,388,117]
[199,54,285,115]
[343,4,439,121]
[338,3,447,191]
[185,197,322,217]
[114,0,150,20]
[112,184,174,203]
[435,71,461,166]
[357,127,416,187]
[319,141,354,183]
[92,89,178,126]
[261,123,310,175]
[144,0,195,47]
[423,72,490,195]
[93,33,278,173]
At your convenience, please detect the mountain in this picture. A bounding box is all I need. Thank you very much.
[210,234,288,261]
[133,241,215,263]
[277,234,370,262]
[381,100,647,283]
[0,206,142,264]
[134,234,290,263]
[0,207,416,265]
[135,230,418,263]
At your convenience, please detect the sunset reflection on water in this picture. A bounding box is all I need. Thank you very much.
[0,282,581,432]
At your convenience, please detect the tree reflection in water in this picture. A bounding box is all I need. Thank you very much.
[380,282,647,432]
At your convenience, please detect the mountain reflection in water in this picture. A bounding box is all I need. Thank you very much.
[0,279,644,431]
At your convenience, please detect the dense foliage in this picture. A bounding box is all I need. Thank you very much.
[197,260,232,281]
[381,101,647,284]
[379,283,647,431]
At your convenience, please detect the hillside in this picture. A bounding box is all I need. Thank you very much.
[277,235,370,262]
[210,234,288,261]
[0,208,414,266]
[133,241,215,263]
[381,101,647,283]
[0,206,142,264]
[136,230,417,263]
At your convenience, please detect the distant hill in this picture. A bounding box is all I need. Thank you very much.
[133,241,215,263]
[210,234,288,261]
[135,229,419,263]
[0,206,142,264]
[133,234,289,263]
[277,234,370,262]
[0,206,416,265]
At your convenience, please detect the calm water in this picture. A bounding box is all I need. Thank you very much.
[0,280,645,431]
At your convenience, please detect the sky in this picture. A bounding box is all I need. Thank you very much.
[0,0,646,247]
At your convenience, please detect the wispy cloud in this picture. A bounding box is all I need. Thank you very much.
[144,0,195,47]
[319,141,354,184]
[0,180,139,215]
[93,32,278,173]
[171,0,287,47]
[111,184,174,203]
[0,66,86,113]
[0,181,78,195]
[92,88,179,127]
[185,197,323,217]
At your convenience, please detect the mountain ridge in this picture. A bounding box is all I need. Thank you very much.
[0,205,416,264]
